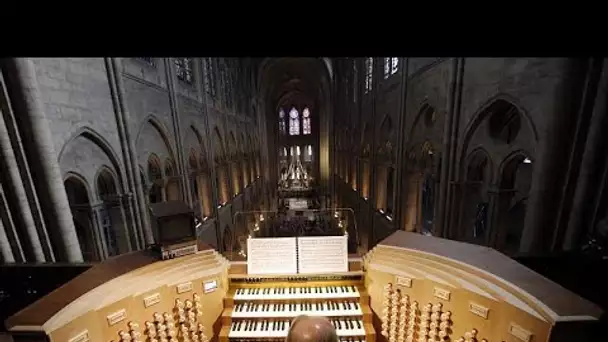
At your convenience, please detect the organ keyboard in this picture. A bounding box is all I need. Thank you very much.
[231,301,363,318]
[220,278,375,342]
[3,231,603,342]
[233,285,361,300]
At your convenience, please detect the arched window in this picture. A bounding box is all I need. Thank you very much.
[174,58,193,84]
[279,109,286,135]
[383,57,399,79]
[304,145,313,162]
[364,57,373,93]
[289,108,300,136]
[302,107,311,135]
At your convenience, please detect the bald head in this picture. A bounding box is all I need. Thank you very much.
[286,315,338,342]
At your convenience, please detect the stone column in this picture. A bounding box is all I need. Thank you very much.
[164,58,191,206]
[0,99,45,262]
[91,208,108,259]
[124,193,140,250]
[0,216,15,263]
[106,58,151,248]
[118,197,133,252]
[3,58,82,262]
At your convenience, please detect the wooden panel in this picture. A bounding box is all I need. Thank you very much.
[379,231,602,319]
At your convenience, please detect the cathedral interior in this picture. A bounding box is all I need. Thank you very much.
[1,57,608,342]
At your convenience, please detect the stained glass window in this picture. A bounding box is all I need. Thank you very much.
[384,57,391,79]
[302,107,311,135]
[391,57,399,75]
[175,58,193,84]
[279,109,286,134]
[289,108,300,136]
[364,57,373,93]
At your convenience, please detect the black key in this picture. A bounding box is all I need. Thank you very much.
[356,320,361,329]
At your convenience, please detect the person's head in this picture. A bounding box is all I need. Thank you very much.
[286,315,338,342]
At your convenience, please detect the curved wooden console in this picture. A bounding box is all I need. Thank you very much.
[364,231,603,342]
[4,232,602,342]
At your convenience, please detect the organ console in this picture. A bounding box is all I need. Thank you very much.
[4,231,603,342]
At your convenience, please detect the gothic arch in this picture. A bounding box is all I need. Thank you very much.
[462,94,538,152]
[188,124,208,158]
[498,149,533,181]
[188,149,199,171]
[94,166,119,200]
[58,126,125,191]
[63,172,93,205]
[229,131,238,155]
[147,153,163,182]
[379,114,393,136]
[465,147,494,183]
[63,175,97,261]
[213,126,226,160]
[135,115,176,162]
[408,102,438,139]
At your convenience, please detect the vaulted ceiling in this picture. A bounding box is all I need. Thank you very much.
[257,58,332,112]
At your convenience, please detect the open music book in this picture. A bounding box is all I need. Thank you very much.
[246,236,349,275]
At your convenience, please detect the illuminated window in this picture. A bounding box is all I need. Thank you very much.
[302,107,311,135]
[384,58,391,79]
[364,57,373,93]
[289,108,300,135]
[304,145,313,162]
[279,109,286,135]
[384,57,399,79]
[175,58,193,84]
[391,57,399,74]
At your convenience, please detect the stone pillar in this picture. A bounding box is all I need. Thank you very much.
[0,216,15,263]
[0,99,45,262]
[3,58,83,262]
[91,208,108,259]
[106,58,148,248]
[124,193,139,250]
[164,58,190,206]
[118,197,133,252]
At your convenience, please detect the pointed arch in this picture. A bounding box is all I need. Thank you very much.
[188,148,199,171]
[408,102,437,138]
[135,115,176,161]
[213,126,225,159]
[465,147,493,183]
[63,172,93,205]
[462,94,538,150]
[165,158,176,177]
[498,149,533,189]
[230,131,238,154]
[147,153,163,182]
[95,166,119,200]
[58,126,125,191]
[379,114,393,134]
[189,124,208,158]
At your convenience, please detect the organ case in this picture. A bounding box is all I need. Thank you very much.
[3,231,602,342]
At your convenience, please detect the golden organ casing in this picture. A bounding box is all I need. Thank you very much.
[4,232,602,342]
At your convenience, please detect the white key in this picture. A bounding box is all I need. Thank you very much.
[229,319,365,338]
[234,286,360,300]
[231,301,364,318]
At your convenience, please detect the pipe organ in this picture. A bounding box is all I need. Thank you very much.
[4,232,602,342]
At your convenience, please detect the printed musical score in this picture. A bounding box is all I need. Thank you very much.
[247,237,298,275]
[297,236,348,274]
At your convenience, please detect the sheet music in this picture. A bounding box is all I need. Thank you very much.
[247,237,298,275]
[297,236,348,274]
